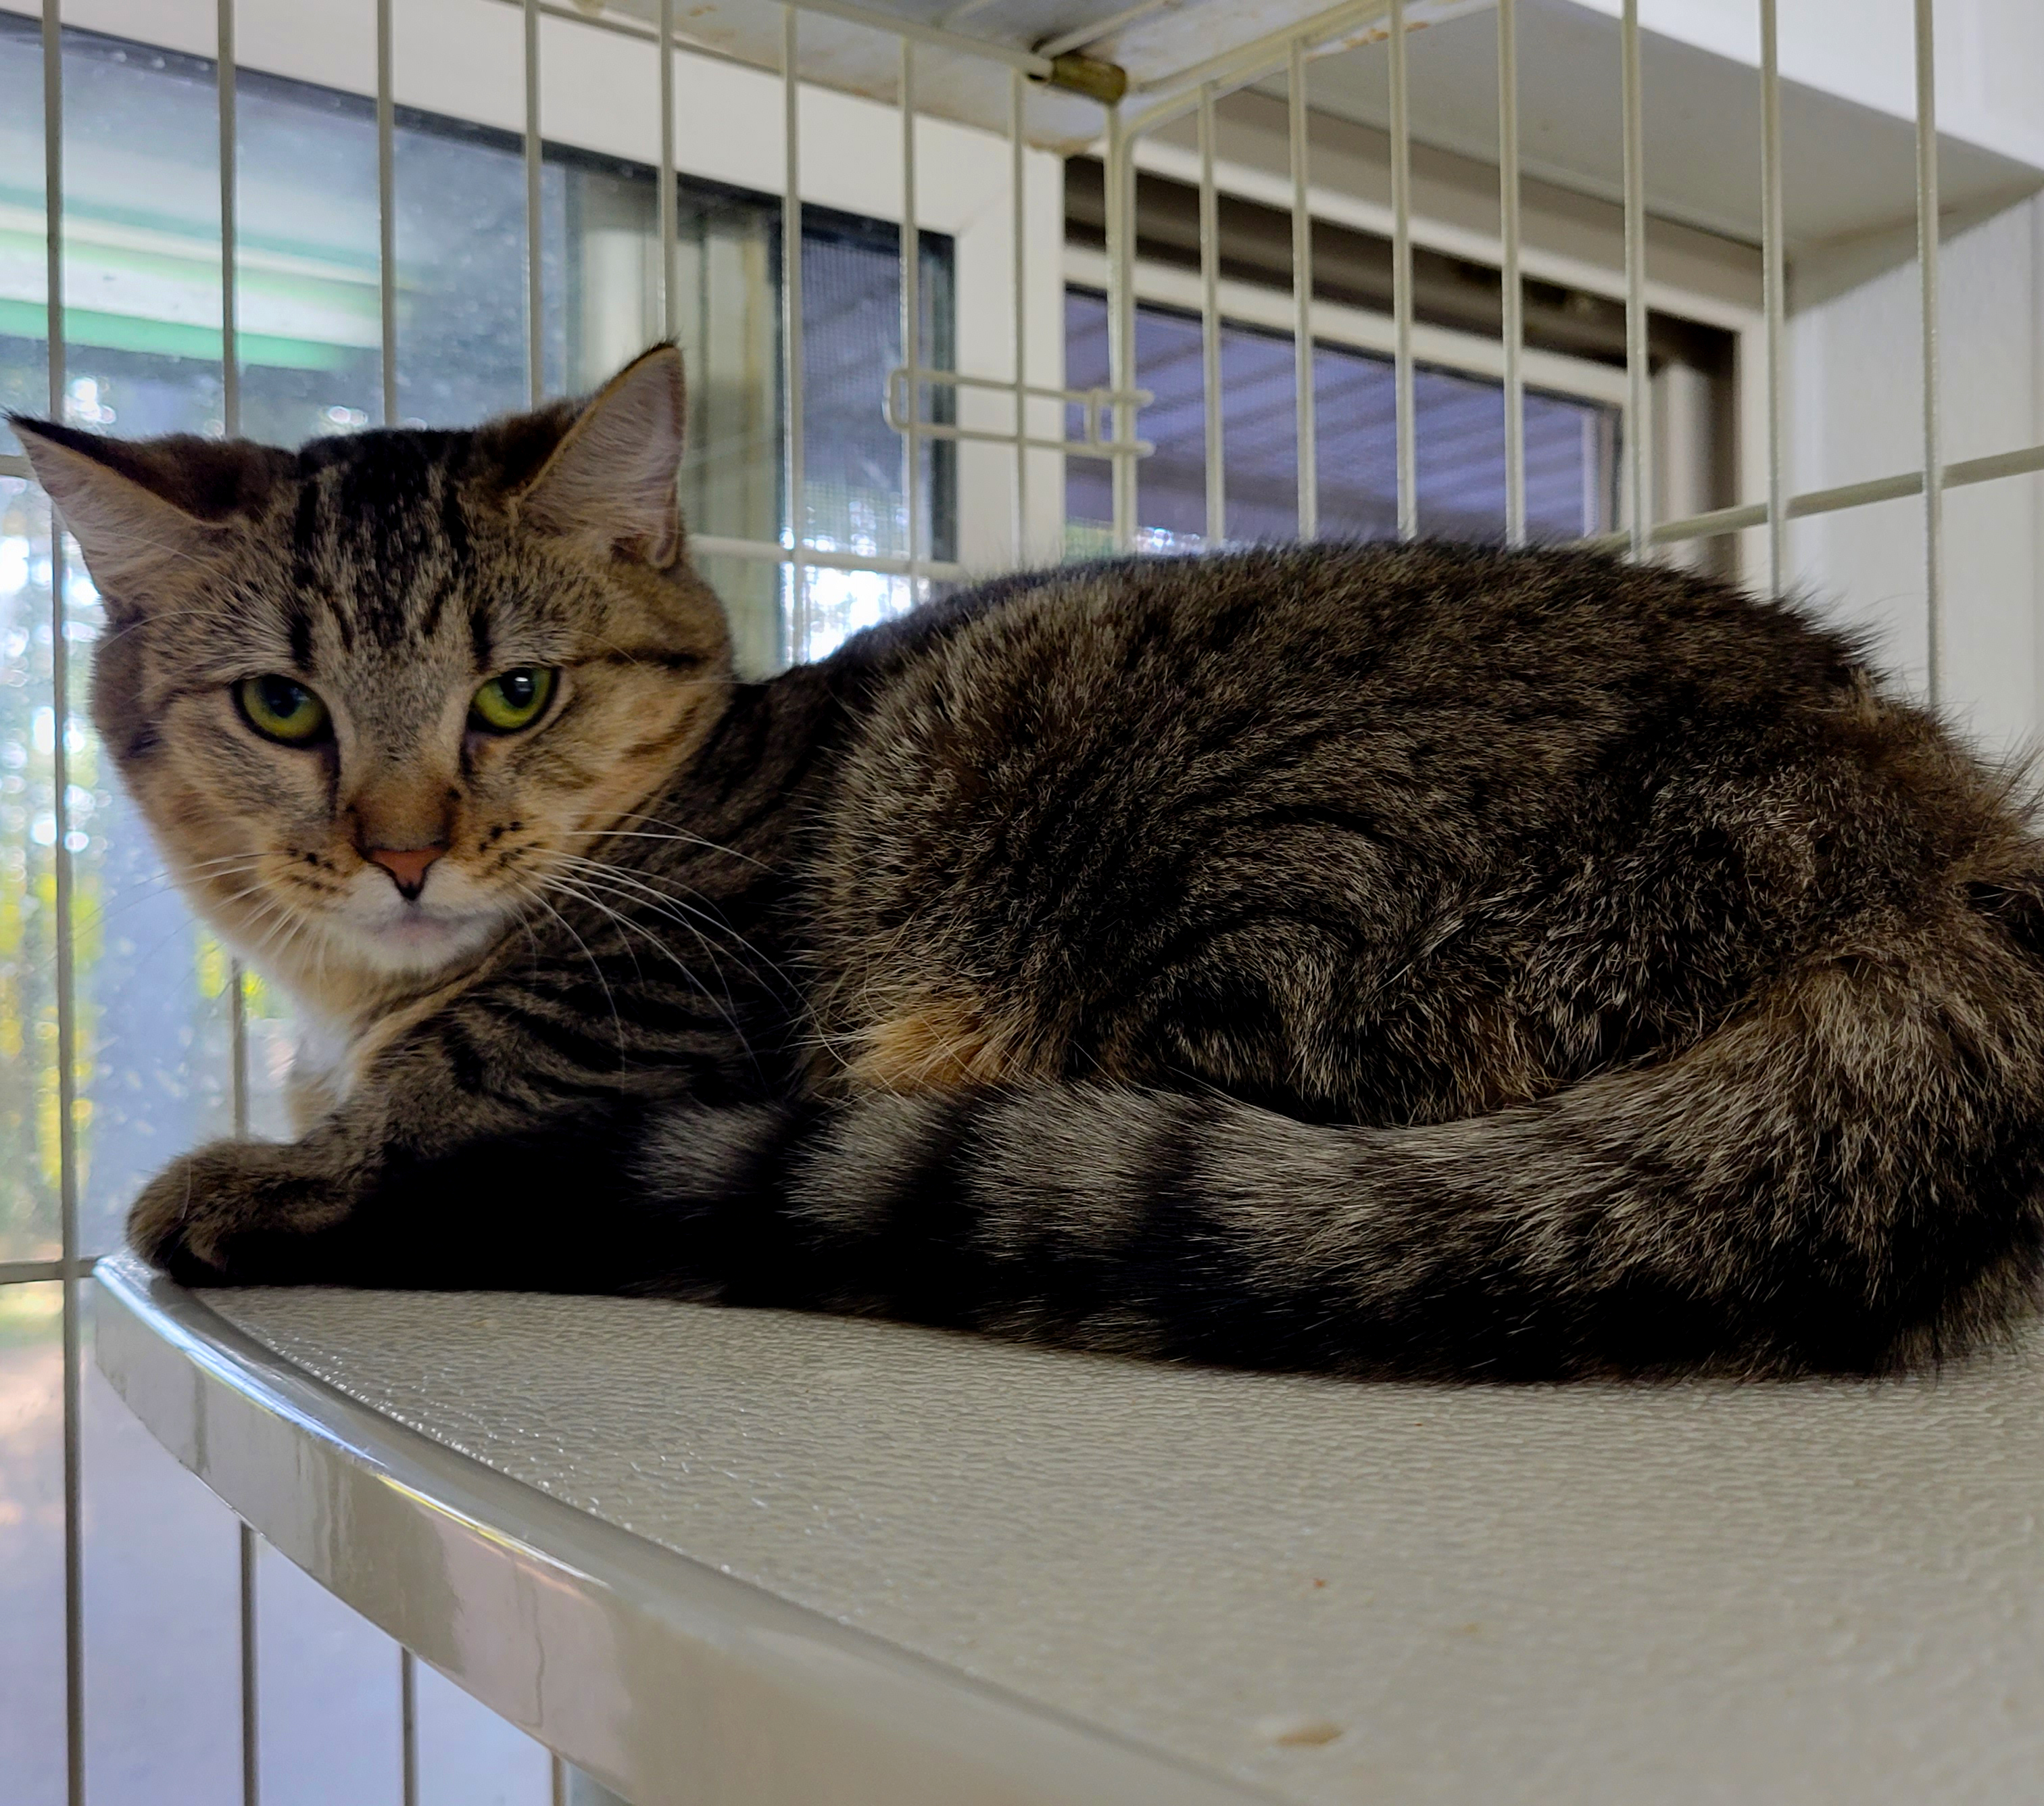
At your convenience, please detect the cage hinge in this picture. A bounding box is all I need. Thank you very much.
[1036,51,1129,105]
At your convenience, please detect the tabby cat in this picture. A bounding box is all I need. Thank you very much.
[17,345,2044,1378]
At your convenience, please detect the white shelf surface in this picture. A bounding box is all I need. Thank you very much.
[93,1250,2044,1805]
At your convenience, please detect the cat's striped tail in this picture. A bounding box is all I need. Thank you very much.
[628,903,2044,1378]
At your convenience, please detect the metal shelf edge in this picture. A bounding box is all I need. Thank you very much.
[90,1252,1269,1806]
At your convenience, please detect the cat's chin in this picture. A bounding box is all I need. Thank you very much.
[340,906,510,978]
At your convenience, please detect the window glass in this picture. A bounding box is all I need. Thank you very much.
[0,476,66,1265]
[1065,287,1618,551]
[1,22,241,1265]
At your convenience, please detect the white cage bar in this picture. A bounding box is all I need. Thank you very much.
[1010,65,1028,559]
[1198,80,1223,543]
[37,7,86,1806]
[1620,0,1649,557]
[9,1,2044,1800]
[900,39,919,583]
[1758,0,1784,591]
[213,9,262,1794]
[1288,37,1317,539]
[781,4,805,656]
[1496,0,1525,550]
[1386,0,1415,541]
[1914,0,1944,703]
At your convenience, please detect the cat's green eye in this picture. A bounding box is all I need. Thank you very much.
[469,666,558,735]
[235,675,331,746]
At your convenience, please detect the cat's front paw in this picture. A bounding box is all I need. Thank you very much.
[128,1140,362,1286]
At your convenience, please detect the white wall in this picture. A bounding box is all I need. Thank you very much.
[1576,0,2044,171]
[1648,0,2044,756]
[1786,193,2044,756]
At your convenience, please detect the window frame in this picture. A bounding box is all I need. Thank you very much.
[1119,99,1767,575]
[1067,245,1634,412]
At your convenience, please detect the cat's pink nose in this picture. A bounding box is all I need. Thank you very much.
[365,844,445,898]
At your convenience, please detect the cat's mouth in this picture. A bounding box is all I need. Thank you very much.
[337,875,511,975]
[378,907,488,948]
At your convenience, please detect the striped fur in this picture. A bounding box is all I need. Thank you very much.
[17,351,2044,1377]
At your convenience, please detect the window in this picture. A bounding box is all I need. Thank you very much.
[1065,289,1617,550]
[0,15,955,668]
[1058,155,1703,556]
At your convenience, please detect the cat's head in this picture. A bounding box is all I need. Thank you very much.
[14,346,731,1021]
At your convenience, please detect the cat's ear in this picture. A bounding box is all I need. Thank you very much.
[9,418,282,605]
[512,345,687,568]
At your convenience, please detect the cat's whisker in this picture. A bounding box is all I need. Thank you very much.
[89,601,242,652]
[590,815,771,868]
[212,877,300,918]
[551,852,792,991]
[179,852,275,873]
[60,862,273,935]
[570,914,760,1077]
[606,805,763,850]
[537,873,742,1042]
[543,859,754,1019]
[535,871,704,992]
[231,896,303,959]
[536,871,755,1063]
[243,905,303,965]
[504,877,629,1060]
[551,853,744,940]
[201,892,286,942]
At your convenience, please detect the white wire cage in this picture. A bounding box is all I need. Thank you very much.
[3,0,2044,1801]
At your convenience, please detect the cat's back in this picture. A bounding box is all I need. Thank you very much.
[799,540,1995,1111]
[871,537,1851,732]
[823,539,1868,867]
